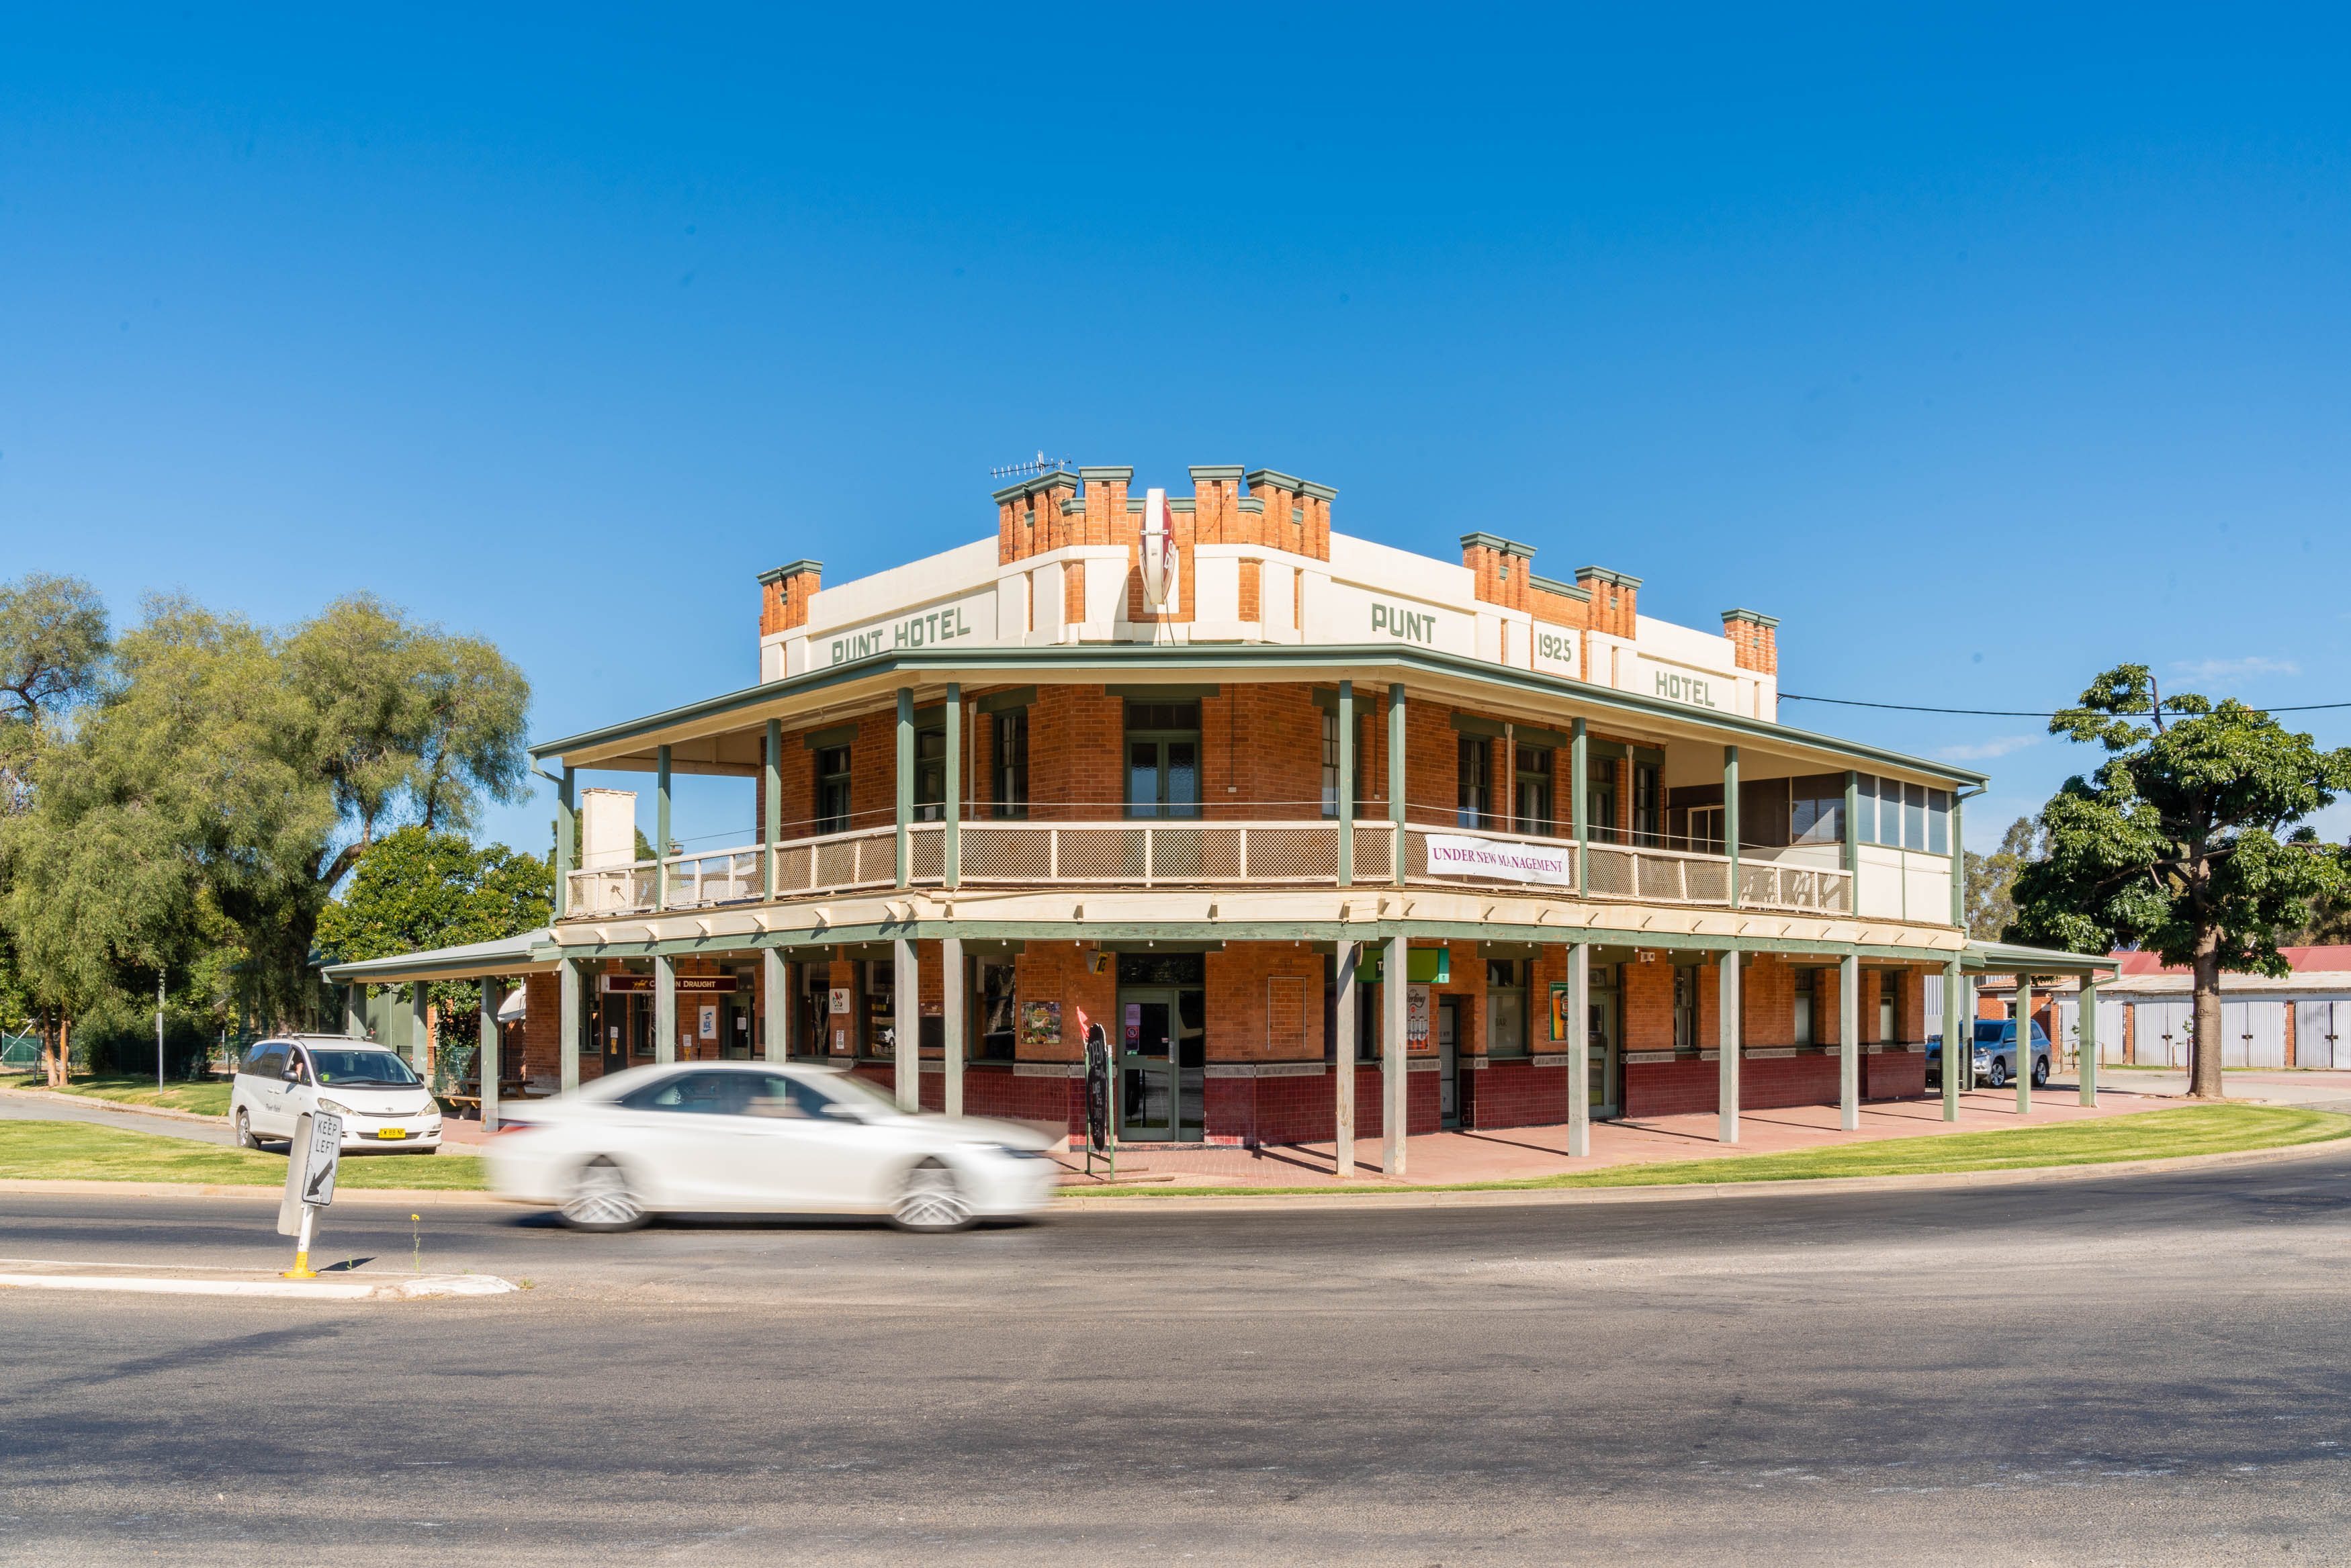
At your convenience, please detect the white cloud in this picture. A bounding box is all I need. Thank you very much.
[2170,655,2301,685]
[1937,734,2039,762]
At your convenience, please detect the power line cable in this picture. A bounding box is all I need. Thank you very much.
[1781,693,2351,718]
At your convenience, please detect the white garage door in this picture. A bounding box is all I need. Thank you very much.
[2294,1000,2351,1068]
[2057,997,2128,1065]
[2133,1001,2191,1068]
[2221,1000,2286,1068]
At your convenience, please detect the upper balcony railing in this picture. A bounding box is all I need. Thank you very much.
[565,818,1853,921]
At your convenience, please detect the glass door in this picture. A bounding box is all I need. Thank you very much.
[1119,988,1175,1139]
[1124,700,1202,820]
[1117,984,1205,1142]
[1587,981,1620,1117]
[1438,997,1461,1128]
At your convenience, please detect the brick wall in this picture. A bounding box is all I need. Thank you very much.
[1463,1060,1571,1129]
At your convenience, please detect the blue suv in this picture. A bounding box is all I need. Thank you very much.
[1925,1020,2051,1090]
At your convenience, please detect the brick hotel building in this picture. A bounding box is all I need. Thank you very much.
[328,463,2113,1166]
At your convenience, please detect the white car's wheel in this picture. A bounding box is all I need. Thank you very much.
[891,1157,974,1234]
[234,1108,261,1150]
[558,1156,650,1233]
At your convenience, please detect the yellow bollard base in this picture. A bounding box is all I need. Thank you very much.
[282,1251,317,1279]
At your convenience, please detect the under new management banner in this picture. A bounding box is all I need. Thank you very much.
[1425,833,1575,886]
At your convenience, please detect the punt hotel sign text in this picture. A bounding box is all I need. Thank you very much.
[828,602,983,668]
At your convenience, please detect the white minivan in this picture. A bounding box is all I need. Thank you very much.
[230,1035,445,1154]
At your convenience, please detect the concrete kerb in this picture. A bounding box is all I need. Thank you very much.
[1053,1132,2351,1211]
[4,1086,228,1125]
[4,1127,2346,1213]
[0,1268,520,1301]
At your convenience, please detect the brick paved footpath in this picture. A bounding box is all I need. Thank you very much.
[1050,1085,2192,1188]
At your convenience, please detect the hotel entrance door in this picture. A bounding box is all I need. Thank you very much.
[1115,980,1206,1143]
[1116,953,1206,1142]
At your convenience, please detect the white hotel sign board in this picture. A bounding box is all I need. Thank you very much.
[1633,653,1736,714]
[1529,626,1578,680]
[821,590,996,670]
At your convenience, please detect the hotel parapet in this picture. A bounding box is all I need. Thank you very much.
[324,463,2115,1168]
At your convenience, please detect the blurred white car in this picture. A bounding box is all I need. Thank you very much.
[486,1062,1061,1233]
[230,1035,444,1154]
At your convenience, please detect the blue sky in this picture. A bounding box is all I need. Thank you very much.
[5,4,2350,860]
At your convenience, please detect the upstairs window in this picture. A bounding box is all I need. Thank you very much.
[815,745,852,835]
[913,722,947,823]
[1790,775,1845,844]
[1124,701,1200,820]
[1632,760,1661,847]
[1584,759,1614,843]
[991,710,1028,820]
[1456,737,1492,829]
[1515,745,1555,836]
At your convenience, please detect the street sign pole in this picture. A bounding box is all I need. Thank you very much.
[277,1110,344,1279]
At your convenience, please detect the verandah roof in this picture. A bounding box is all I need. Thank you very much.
[524,641,1994,789]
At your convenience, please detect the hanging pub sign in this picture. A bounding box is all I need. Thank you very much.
[1141,489,1178,608]
[599,974,739,995]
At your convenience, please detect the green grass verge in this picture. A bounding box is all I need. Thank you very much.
[7,1074,233,1117]
[0,1120,488,1190]
[1063,1105,2351,1198]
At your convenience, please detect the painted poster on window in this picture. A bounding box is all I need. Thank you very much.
[697,1004,718,1041]
[1550,982,1573,1042]
[1407,984,1433,1054]
[1020,1000,1062,1048]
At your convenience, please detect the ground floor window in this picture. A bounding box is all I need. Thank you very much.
[979,961,1016,1060]
[1793,966,1816,1046]
[864,960,895,1058]
[1673,964,1697,1048]
[1487,959,1528,1057]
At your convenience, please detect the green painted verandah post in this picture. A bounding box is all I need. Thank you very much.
[655,744,672,913]
[1842,770,1859,912]
[1572,719,1589,896]
[1723,746,1741,909]
[555,766,575,919]
[2016,974,2034,1116]
[2079,974,2100,1106]
[1337,680,1356,888]
[945,683,962,890]
[895,688,914,889]
[1388,683,1405,887]
[763,718,781,901]
[1941,958,1962,1121]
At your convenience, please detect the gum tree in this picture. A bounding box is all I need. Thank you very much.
[2009,665,2351,1099]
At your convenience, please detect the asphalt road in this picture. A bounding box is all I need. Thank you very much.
[5,1148,2351,1566]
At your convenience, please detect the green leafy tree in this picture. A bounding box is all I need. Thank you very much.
[0,573,112,1080]
[316,826,551,1046]
[2009,665,2351,1099]
[0,573,109,813]
[1,592,531,1035]
[1964,815,2042,941]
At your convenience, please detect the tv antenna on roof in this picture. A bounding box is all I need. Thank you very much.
[990,451,1070,480]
